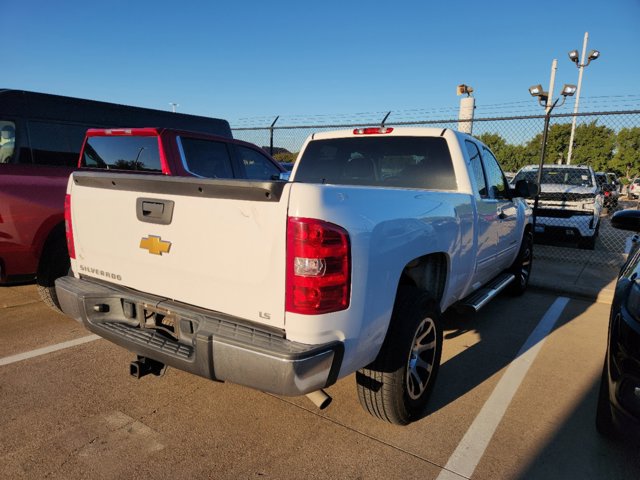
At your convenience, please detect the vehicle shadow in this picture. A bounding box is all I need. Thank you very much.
[416,281,640,479]
[514,377,640,480]
[423,288,592,420]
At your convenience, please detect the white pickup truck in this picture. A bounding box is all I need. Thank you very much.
[56,127,536,425]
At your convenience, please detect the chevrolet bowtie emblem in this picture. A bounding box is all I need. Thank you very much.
[140,235,171,255]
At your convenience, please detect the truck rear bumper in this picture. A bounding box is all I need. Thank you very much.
[55,275,343,396]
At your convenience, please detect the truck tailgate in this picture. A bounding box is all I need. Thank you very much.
[68,172,289,329]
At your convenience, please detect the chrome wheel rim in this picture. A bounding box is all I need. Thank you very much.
[406,317,437,400]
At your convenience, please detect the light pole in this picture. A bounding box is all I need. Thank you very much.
[529,82,577,227]
[566,32,600,164]
[169,102,179,113]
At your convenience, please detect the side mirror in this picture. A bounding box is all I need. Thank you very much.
[514,179,539,198]
[611,209,640,232]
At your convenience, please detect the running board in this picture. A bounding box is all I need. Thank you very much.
[457,273,515,313]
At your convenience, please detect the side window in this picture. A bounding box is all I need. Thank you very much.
[236,145,281,180]
[482,148,508,199]
[179,137,233,178]
[82,136,162,172]
[466,141,487,198]
[0,120,16,163]
[27,121,88,167]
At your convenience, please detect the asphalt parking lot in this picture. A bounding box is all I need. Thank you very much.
[1,284,639,480]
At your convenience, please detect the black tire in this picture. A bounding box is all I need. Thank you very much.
[579,234,597,250]
[595,359,618,438]
[36,226,70,313]
[356,286,443,425]
[579,222,600,250]
[507,230,533,296]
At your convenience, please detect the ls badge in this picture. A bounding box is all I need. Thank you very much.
[140,235,172,255]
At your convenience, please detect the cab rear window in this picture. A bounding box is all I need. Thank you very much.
[294,136,456,190]
[82,136,162,172]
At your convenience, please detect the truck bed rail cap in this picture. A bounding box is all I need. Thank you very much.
[71,171,286,202]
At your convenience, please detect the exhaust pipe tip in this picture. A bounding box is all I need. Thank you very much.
[306,389,332,410]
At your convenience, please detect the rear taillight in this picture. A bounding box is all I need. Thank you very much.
[286,218,350,315]
[64,194,75,259]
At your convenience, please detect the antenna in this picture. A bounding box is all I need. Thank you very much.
[381,111,391,127]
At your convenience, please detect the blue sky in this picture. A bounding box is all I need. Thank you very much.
[6,0,640,126]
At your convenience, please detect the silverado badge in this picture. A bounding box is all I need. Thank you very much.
[140,235,172,255]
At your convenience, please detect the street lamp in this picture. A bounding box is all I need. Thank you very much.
[529,82,577,228]
[566,32,600,164]
[569,48,600,66]
[528,83,576,110]
[528,84,545,97]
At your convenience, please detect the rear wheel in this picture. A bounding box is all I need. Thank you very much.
[579,232,598,250]
[36,227,70,313]
[356,286,443,425]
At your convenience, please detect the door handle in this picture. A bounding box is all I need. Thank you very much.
[142,201,164,217]
[136,198,174,225]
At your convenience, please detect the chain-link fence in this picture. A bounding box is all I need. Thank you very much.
[233,110,640,267]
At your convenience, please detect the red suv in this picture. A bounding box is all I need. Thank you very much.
[1,90,283,311]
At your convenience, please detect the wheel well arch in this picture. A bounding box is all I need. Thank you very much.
[397,252,448,306]
[36,221,69,286]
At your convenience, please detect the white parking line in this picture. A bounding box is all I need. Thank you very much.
[0,334,101,366]
[436,296,570,480]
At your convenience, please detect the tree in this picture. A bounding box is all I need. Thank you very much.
[476,133,533,173]
[454,120,622,176]
[525,123,573,166]
[547,123,574,164]
[570,121,615,171]
[499,144,532,172]
[611,127,640,180]
[261,146,291,156]
[273,151,298,163]
[476,133,507,158]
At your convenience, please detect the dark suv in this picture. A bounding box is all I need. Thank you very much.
[596,209,640,438]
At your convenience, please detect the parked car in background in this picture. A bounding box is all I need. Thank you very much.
[279,161,294,171]
[596,208,640,439]
[629,178,640,199]
[512,164,603,249]
[39,126,283,311]
[81,128,285,180]
[596,172,620,210]
[605,172,621,192]
[0,89,233,311]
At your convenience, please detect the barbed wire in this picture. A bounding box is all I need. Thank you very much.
[230,94,640,128]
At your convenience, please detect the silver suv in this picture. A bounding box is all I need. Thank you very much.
[512,164,603,249]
